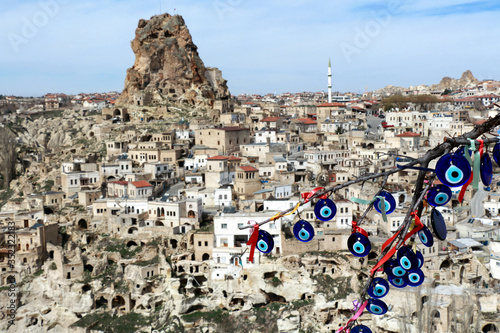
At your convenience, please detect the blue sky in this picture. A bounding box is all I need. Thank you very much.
[1,0,499,96]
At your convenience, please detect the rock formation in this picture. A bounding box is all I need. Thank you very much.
[116,14,230,109]
[374,70,480,96]
[432,70,479,91]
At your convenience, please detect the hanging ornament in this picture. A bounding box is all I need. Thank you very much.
[348,221,371,257]
[431,208,447,241]
[256,229,274,254]
[314,198,337,221]
[388,275,408,288]
[418,225,434,247]
[384,259,406,277]
[493,142,500,167]
[374,191,396,215]
[427,185,452,207]
[480,152,493,186]
[366,299,388,315]
[397,246,419,271]
[351,325,372,333]
[415,250,424,269]
[367,277,390,299]
[404,269,425,287]
[293,220,314,242]
[435,153,471,187]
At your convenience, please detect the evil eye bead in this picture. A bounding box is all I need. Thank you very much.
[494,142,500,167]
[314,199,337,221]
[293,220,314,242]
[367,299,388,315]
[347,232,371,257]
[367,277,390,299]
[480,153,493,186]
[374,191,396,215]
[427,185,452,207]
[416,250,424,268]
[256,230,274,254]
[397,246,419,271]
[418,226,434,248]
[404,269,425,287]
[435,153,471,187]
[383,259,399,276]
[351,325,373,333]
[391,265,407,277]
[431,208,447,241]
[388,275,407,288]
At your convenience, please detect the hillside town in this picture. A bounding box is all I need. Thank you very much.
[1,13,500,333]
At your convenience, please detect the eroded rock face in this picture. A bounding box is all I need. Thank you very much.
[116,14,230,108]
[434,70,479,90]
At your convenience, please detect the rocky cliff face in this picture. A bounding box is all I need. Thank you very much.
[374,70,480,96]
[432,70,479,91]
[116,14,230,108]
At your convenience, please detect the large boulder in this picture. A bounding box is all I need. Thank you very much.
[116,13,230,109]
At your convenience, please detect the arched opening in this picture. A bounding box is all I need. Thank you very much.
[127,241,138,247]
[170,239,178,249]
[23,257,27,263]
[257,205,264,212]
[155,221,164,226]
[142,286,153,295]
[368,252,377,260]
[78,219,88,229]
[202,253,210,261]
[440,260,451,270]
[128,227,138,234]
[49,251,54,259]
[460,266,465,284]
[187,210,196,218]
[112,295,126,309]
[483,324,498,333]
[95,296,108,309]
[161,208,165,217]
[185,304,205,313]
[82,284,91,293]
[431,310,441,319]
[44,206,54,215]
[84,264,94,273]
[113,109,121,117]
[399,194,405,204]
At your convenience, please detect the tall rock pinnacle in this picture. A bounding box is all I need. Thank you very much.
[116,14,230,108]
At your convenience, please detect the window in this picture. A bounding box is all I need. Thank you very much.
[238,223,244,229]
[221,223,227,229]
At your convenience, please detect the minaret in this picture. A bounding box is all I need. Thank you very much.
[328,58,332,103]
